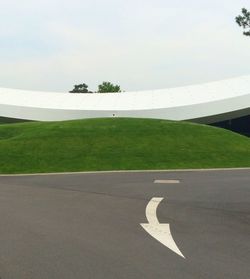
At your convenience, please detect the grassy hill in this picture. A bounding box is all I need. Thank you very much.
[0,118,249,174]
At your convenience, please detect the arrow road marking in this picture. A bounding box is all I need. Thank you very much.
[141,197,185,258]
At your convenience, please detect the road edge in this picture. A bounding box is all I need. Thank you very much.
[0,167,250,177]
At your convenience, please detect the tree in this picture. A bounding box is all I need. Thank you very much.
[69,83,91,93]
[98,81,121,93]
[236,8,250,36]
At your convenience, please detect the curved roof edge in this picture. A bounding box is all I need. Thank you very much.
[0,75,250,123]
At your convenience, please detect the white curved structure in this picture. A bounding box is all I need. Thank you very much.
[0,75,250,124]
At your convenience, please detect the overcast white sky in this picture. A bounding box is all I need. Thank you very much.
[0,0,250,92]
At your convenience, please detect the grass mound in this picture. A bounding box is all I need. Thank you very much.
[0,118,249,174]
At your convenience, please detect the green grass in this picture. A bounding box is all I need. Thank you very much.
[0,118,249,174]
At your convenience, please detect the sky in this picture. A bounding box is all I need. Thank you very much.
[0,0,250,92]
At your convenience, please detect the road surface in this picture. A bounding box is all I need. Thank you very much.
[0,170,249,279]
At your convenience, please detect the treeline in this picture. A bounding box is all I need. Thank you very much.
[70,82,122,93]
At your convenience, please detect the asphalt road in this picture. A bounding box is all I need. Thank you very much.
[0,170,249,279]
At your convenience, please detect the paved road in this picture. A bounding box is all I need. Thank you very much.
[0,170,249,279]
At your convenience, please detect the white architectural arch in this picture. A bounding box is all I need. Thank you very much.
[0,75,250,123]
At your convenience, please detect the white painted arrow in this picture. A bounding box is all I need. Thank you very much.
[141,197,185,258]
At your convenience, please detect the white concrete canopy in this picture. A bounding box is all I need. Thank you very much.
[0,75,250,123]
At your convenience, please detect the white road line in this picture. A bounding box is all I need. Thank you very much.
[154,180,180,184]
[141,197,185,258]
[0,167,249,177]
